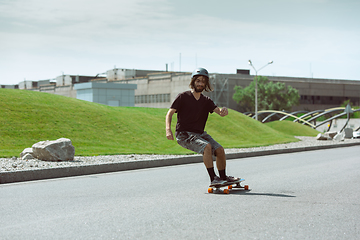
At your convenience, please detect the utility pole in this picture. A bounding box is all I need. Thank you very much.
[248,60,274,121]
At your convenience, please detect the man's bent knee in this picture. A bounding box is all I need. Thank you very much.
[204,143,212,153]
[215,146,225,156]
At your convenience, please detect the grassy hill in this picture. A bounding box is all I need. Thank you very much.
[265,121,319,137]
[0,89,316,157]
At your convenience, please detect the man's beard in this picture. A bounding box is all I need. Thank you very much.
[194,86,204,92]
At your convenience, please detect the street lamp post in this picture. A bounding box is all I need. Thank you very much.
[248,60,274,121]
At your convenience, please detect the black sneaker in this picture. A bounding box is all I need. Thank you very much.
[209,176,227,187]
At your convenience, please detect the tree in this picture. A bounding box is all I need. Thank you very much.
[232,76,300,112]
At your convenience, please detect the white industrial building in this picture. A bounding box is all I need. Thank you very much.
[5,67,360,111]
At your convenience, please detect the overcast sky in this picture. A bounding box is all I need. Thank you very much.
[1,0,359,85]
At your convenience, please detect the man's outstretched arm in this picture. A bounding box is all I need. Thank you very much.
[165,108,176,140]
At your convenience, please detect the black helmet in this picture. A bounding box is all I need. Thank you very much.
[191,68,209,78]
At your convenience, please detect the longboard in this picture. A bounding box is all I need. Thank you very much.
[208,178,249,194]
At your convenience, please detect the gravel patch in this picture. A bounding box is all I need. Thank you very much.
[1,136,360,173]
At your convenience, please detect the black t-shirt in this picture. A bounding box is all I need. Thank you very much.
[170,91,217,134]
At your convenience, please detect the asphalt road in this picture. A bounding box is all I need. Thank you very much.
[1,146,359,239]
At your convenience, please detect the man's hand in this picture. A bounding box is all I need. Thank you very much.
[166,128,174,140]
[215,107,228,117]
[219,107,228,117]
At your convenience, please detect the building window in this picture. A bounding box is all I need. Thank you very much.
[135,94,170,104]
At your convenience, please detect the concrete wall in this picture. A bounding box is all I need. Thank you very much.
[18,79,50,89]
[56,75,97,86]
[35,85,76,98]
[56,75,72,86]
[117,73,191,109]
[19,81,37,89]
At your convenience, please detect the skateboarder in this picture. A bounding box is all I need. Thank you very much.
[165,67,240,186]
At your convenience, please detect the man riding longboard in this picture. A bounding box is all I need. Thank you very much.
[165,67,241,187]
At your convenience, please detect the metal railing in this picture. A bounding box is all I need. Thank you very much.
[244,106,360,132]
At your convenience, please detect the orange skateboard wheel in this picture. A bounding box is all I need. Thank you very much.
[228,185,232,190]
[208,188,213,193]
[244,185,249,190]
[224,189,230,194]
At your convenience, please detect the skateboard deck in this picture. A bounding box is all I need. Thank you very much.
[208,178,249,194]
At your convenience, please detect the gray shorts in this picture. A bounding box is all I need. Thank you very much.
[176,131,222,156]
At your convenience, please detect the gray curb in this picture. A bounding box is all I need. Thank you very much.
[1,142,360,184]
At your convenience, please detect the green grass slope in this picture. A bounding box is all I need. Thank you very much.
[1,89,301,157]
[265,121,320,137]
